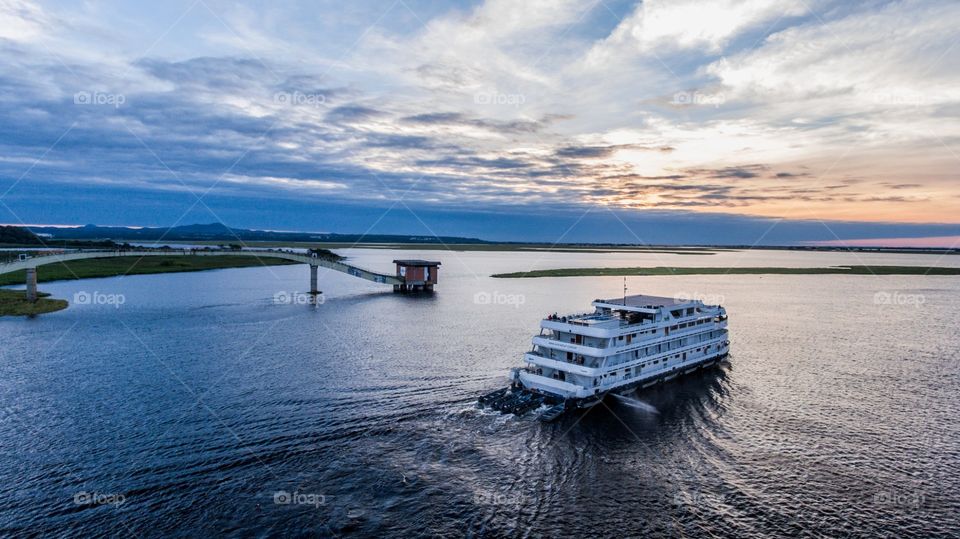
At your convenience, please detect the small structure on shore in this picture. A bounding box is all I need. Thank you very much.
[393,259,440,293]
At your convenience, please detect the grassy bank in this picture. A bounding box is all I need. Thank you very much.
[0,255,299,286]
[0,289,68,316]
[492,265,960,278]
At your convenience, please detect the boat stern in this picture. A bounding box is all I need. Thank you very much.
[514,369,596,400]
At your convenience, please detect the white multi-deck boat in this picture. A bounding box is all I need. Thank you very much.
[479,294,729,420]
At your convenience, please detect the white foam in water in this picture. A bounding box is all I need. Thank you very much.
[612,394,660,414]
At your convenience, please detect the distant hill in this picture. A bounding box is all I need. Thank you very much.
[0,226,42,245]
[26,223,490,245]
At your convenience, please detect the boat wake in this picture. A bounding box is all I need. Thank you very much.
[612,394,660,414]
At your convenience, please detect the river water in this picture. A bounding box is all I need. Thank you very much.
[1,249,958,537]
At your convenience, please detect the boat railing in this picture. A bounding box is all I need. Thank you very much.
[543,312,598,324]
[527,350,601,370]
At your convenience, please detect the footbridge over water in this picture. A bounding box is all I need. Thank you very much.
[0,249,438,302]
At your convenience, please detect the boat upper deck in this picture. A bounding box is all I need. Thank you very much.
[593,294,691,312]
[541,294,724,335]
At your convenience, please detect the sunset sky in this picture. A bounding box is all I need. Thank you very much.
[0,0,958,244]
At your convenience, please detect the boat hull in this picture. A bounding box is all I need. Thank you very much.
[544,352,728,405]
[576,352,728,409]
[481,352,730,421]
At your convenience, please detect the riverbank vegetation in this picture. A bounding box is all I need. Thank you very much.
[0,289,68,316]
[0,225,132,249]
[0,255,299,286]
[492,265,960,278]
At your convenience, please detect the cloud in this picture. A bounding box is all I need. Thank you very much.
[685,165,769,179]
[0,0,49,42]
[401,111,550,134]
[554,144,674,159]
[324,104,384,123]
[606,0,805,54]
[708,1,960,112]
[0,0,958,238]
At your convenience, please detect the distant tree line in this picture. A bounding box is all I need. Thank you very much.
[0,226,42,245]
[0,225,134,249]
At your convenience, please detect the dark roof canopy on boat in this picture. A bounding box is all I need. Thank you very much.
[392,259,441,266]
[594,294,689,310]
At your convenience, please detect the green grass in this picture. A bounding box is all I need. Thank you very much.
[0,289,68,316]
[492,265,960,278]
[0,255,299,286]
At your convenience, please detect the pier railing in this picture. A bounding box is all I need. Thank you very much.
[0,248,405,300]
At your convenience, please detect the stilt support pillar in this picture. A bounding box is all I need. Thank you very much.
[25,268,37,302]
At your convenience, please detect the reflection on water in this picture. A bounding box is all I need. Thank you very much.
[0,249,957,537]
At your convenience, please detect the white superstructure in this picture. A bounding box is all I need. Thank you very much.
[511,294,729,407]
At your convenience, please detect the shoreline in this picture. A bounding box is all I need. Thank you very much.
[0,254,301,316]
[0,254,299,287]
[0,290,68,316]
[14,239,959,255]
[492,265,960,278]
[132,241,727,255]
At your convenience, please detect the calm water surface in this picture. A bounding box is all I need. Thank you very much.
[1,249,958,537]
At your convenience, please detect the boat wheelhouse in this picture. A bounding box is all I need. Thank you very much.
[480,294,729,419]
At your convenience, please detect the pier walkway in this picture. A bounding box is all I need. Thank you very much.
[0,249,405,301]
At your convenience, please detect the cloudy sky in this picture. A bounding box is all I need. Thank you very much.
[0,0,958,244]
